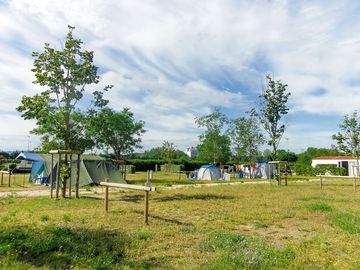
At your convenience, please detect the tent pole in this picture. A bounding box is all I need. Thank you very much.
[50,154,54,198]
[76,154,80,198]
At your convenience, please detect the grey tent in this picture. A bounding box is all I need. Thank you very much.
[16,152,125,186]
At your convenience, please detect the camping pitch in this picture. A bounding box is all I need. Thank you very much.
[16,152,125,186]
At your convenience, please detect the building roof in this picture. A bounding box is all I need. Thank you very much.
[313,156,357,160]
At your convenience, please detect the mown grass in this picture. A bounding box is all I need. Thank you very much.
[1,178,360,268]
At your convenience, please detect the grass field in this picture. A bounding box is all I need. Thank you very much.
[1,173,360,269]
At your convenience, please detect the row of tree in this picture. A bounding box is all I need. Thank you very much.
[194,75,291,163]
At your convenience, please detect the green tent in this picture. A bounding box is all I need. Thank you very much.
[38,154,125,186]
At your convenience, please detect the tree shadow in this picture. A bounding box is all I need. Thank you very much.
[154,193,234,202]
[0,225,130,269]
[132,210,193,226]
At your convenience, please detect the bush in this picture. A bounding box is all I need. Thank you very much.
[315,164,347,176]
[293,163,347,176]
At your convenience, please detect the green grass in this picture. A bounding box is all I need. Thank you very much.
[199,231,295,269]
[305,202,333,212]
[1,176,360,268]
[329,211,360,234]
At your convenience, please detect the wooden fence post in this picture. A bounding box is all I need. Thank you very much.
[8,172,11,187]
[144,190,149,225]
[320,175,323,190]
[353,177,356,192]
[277,164,281,186]
[69,154,72,198]
[76,154,80,198]
[105,178,109,212]
[285,164,288,186]
[1,172,3,185]
[56,154,61,199]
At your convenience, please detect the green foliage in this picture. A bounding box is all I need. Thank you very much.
[293,164,346,176]
[143,147,163,159]
[127,159,206,172]
[88,107,145,162]
[16,25,111,152]
[255,75,291,160]
[315,164,347,176]
[228,112,264,163]
[0,226,129,269]
[195,109,231,164]
[293,164,316,176]
[305,203,333,212]
[296,147,341,166]
[161,141,176,164]
[199,231,295,269]
[275,149,297,162]
[329,211,360,234]
[332,111,360,158]
[160,164,184,173]
[143,147,188,160]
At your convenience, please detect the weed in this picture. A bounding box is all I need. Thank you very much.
[63,214,71,222]
[199,230,295,269]
[255,222,269,229]
[330,211,360,234]
[306,202,333,212]
[137,230,153,240]
[40,215,49,222]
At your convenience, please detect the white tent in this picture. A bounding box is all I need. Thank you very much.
[196,165,222,180]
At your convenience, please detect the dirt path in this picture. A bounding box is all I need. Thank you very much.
[0,178,320,198]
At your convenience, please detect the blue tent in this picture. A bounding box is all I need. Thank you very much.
[16,152,48,184]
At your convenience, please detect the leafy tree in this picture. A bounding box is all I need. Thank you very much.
[332,111,360,175]
[195,109,231,163]
[88,107,145,165]
[296,147,341,166]
[17,25,111,151]
[143,147,188,160]
[161,141,176,164]
[228,112,264,163]
[274,149,297,162]
[143,147,163,159]
[255,75,291,160]
[16,26,111,197]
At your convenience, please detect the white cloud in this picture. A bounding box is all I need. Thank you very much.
[1,0,360,151]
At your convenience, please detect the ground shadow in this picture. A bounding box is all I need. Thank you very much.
[132,210,193,225]
[154,193,234,202]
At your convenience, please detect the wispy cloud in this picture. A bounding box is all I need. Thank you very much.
[0,0,359,151]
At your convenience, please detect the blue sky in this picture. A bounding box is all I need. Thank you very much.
[0,0,359,153]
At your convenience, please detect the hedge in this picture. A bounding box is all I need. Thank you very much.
[293,163,347,176]
[127,159,208,172]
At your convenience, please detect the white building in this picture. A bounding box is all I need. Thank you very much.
[185,147,197,158]
[311,156,360,176]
